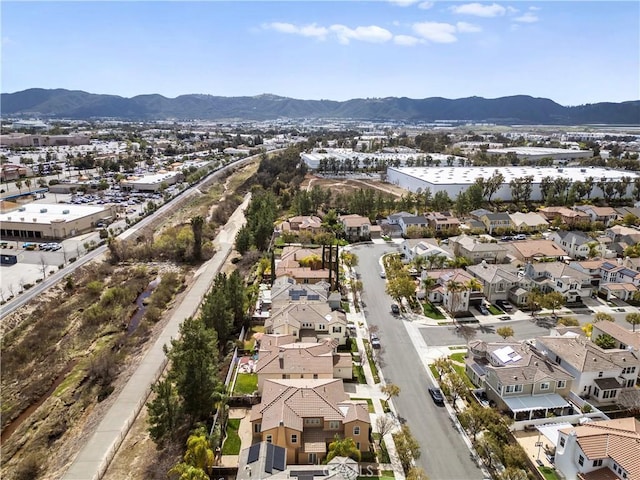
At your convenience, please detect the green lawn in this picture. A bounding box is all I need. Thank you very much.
[381,470,395,480]
[539,466,561,480]
[341,301,350,313]
[222,418,241,455]
[233,373,257,395]
[429,365,440,381]
[422,302,446,319]
[449,352,467,363]
[381,399,390,413]
[487,304,503,315]
[451,364,475,388]
[354,365,366,384]
[363,340,381,384]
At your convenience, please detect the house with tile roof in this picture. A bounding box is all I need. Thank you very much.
[591,322,640,353]
[250,379,371,465]
[400,238,453,263]
[449,234,508,265]
[425,211,461,233]
[279,216,324,234]
[255,336,352,393]
[479,212,512,234]
[539,206,591,228]
[523,262,594,302]
[599,260,640,287]
[264,301,348,346]
[505,239,567,263]
[466,340,574,421]
[574,205,619,227]
[550,230,607,260]
[508,211,549,233]
[466,261,521,303]
[338,214,371,241]
[554,417,640,480]
[276,247,335,285]
[422,268,483,314]
[534,335,640,405]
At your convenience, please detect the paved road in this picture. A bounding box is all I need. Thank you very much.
[352,243,485,480]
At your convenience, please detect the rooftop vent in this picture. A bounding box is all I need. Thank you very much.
[62,209,70,214]
[18,207,26,212]
[40,208,47,213]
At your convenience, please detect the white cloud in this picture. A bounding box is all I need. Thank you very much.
[418,1,434,9]
[330,24,393,44]
[394,35,421,46]
[388,0,420,6]
[412,22,458,43]
[529,6,541,11]
[456,21,482,33]
[451,2,506,17]
[507,6,519,15]
[264,22,328,39]
[514,12,539,23]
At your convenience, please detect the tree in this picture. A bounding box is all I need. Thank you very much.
[235,226,251,255]
[458,403,489,441]
[25,178,32,192]
[183,428,215,475]
[199,275,234,344]
[540,291,565,315]
[484,171,505,202]
[375,415,396,445]
[625,313,640,332]
[498,468,528,480]
[191,216,205,261]
[526,290,543,316]
[166,316,222,422]
[381,383,401,402]
[15,179,22,194]
[445,280,466,316]
[385,273,417,302]
[557,316,579,326]
[168,463,209,480]
[326,435,361,462]
[147,378,183,445]
[406,467,429,480]
[496,326,514,339]
[446,371,468,410]
[594,333,616,349]
[593,312,614,323]
[393,424,421,474]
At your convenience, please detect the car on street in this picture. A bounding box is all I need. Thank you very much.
[370,333,381,349]
[514,234,527,240]
[380,270,386,278]
[391,303,400,315]
[499,316,511,321]
[428,387,444,405]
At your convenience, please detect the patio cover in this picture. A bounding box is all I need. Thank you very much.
[504,393,571,413]
[536,422,573,448]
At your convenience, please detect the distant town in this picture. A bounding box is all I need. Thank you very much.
[1,117,640,480]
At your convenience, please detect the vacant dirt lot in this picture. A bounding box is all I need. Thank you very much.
[300,174,405,198]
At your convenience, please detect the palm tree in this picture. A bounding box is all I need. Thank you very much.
[422,276,437,301]
[190,216,205,261]
[446,280,465,316]
[25,178,32,192]
[466,278,483,293]
[15,179,22,194]
[413,255,427,272]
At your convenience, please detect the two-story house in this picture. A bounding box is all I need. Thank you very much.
[508,212,549,233]
[523,262,593,302]
[250,379,371,465]
[400,238,453,264]
[574,205,619,227]
[264,302,348,346]
[466,261,521,303]
[555,417,640,480]
[449,234,508,264]
[339,214,371,241]
[255,336,352,393]
[539,207,591,228]
[425,211,461,233]
[480,212,512,234]
[535,334,640,405]
[397,215,429,236]
[279,216,324,234]
[276,247,336,285]
[423,269,482,315]
[466,340,574,421]
[550,230,606,260]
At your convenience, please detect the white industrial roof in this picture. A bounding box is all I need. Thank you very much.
[387,166,640,185]
[122,171,181,185]
[485,147,591,156]
[0,203,108,225]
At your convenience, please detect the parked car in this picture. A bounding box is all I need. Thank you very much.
[499,316,511,321]
[514,234,526,240]
[380,270,386,278]
[428,387,444,405]
[476,304,489,315]
[391,303,400,315]
[497,300,514,312]
[500,236,513,241]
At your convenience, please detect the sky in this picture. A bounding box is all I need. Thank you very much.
[2,1,639,106]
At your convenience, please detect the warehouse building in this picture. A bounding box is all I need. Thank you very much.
[120,171,183,192]
[300,148,465,170]
[485,146,592,163]
[386,166,639,202]
[0,203,116,240]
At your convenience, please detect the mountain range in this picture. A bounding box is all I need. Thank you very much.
[2,88,639,125]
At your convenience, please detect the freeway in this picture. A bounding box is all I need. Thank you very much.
[351,243,485,480]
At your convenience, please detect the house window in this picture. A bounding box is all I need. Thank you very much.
[282,374,290,379]
[594,387,600,397]
[266,435,273,444]
[353,426,360,435]
[329,421,341,430]
[333,326,342,333]
[304,418,322,426]
[254,423,261,433]
[317,324,326,330]
[557,380,566,389]
[627,379,635,388]
[593,459,603,467]
[313,374,318,379]
[309,453,317,464]
[356,442,361,450]
[291,434,298,444]
[578,455,584,466]
[505,385,515,393]
[514,384,523,393]
[540,382,550,390]
[559,437,565,448]
[598,371,603,378]
[555,355,561,364]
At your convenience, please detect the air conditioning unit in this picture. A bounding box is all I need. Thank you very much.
[62,209,70,214]
[18,207,26,212]
[40,208,48,213]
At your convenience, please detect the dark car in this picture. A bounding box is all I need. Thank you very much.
[499,315,511,321]
[391,303,400,315]
[428,387,444,405]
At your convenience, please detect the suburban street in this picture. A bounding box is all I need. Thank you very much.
[351,243,485,480]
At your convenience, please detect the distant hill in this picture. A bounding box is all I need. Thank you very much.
[2,88,639,125]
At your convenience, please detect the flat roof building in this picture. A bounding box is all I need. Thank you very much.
[485,146,592,163]
[386,166,639,201]
[0,203,115,240]
[120,171,183,192]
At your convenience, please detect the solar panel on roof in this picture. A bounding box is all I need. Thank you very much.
[265,442,274,473]
[273,445,286,471]
[308,294,320,301]
[247,443,260,464]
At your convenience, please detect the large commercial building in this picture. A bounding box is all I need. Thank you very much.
[0,203,116,240]
[120,171,183,192]
[300,148,465,170]
[485,147,592,163]
[386,166,640,202]
[0,133,91,147]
